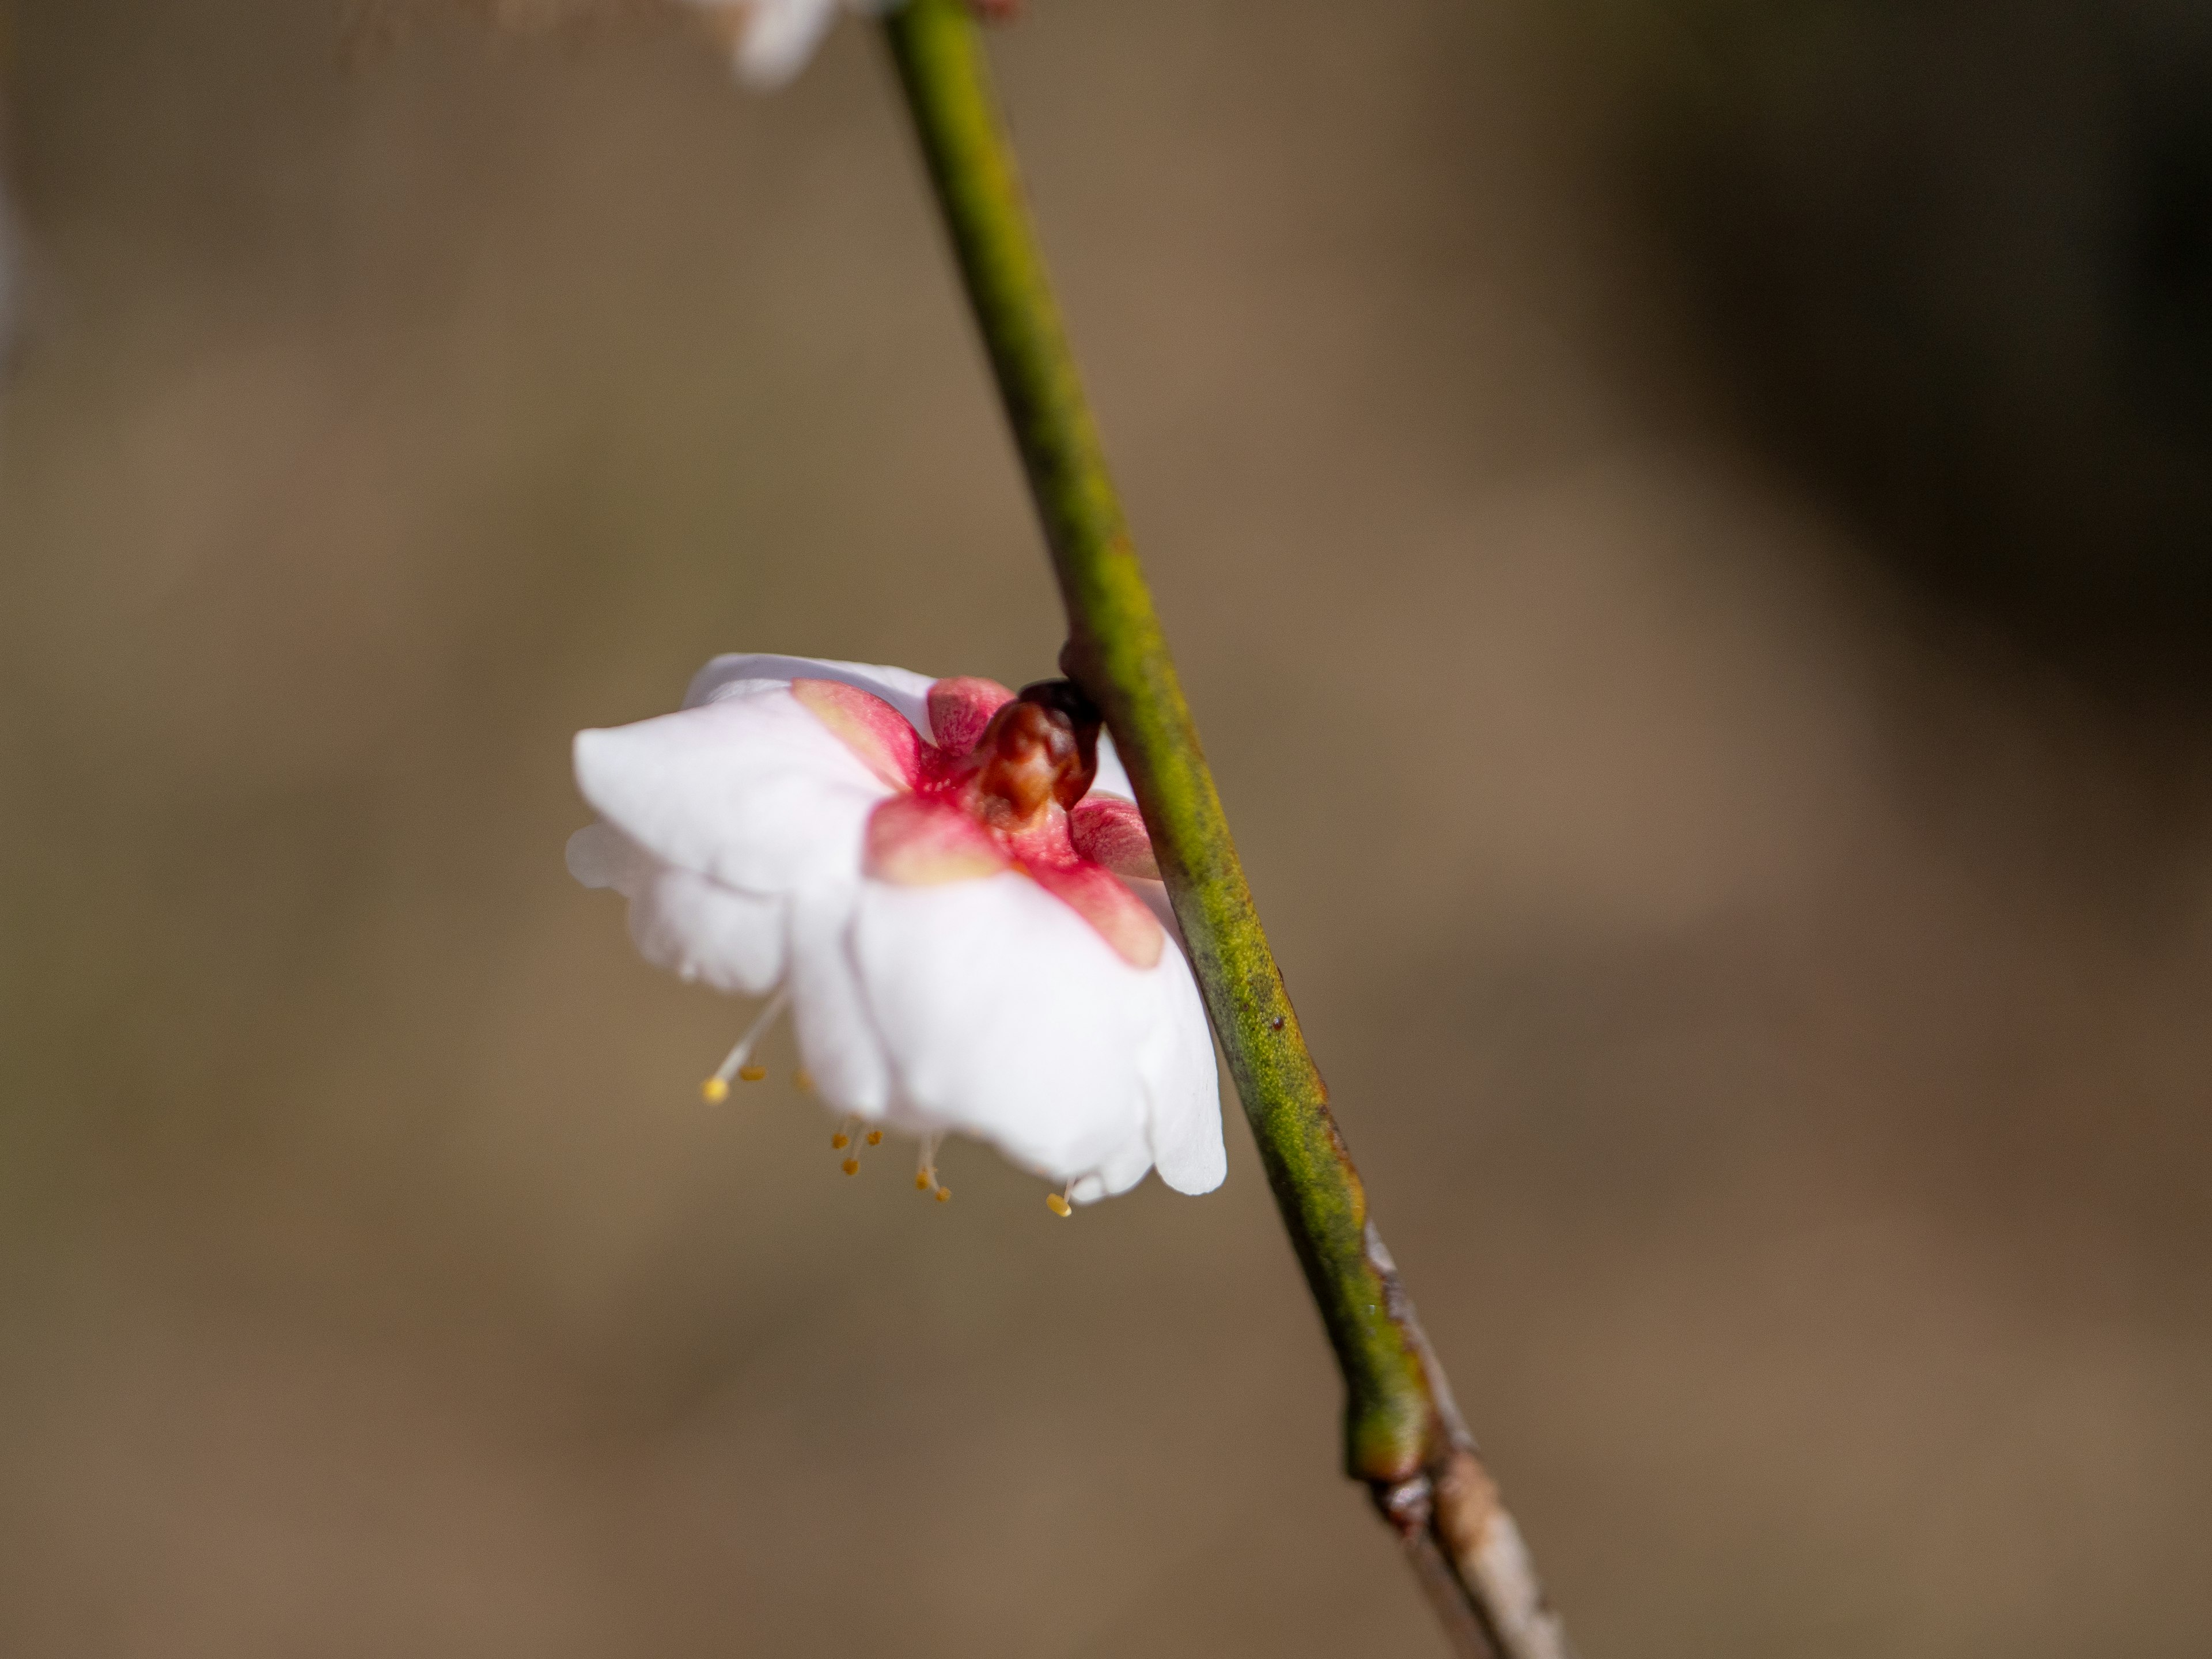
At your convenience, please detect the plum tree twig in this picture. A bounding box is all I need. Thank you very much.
[880,6,1574,1654]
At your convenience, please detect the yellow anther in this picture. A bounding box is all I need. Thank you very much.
[866,1130,883,1147]
[831,1131,850,1150]
[703,987,788,1106]
[1046,1192,1073,1218]
[842,1157,861,1176]
[914,1133,945,1199]
[793,1067,815,1093]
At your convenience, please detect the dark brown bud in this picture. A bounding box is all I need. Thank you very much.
[972,685,1095,827]
[1016,680,1101,809]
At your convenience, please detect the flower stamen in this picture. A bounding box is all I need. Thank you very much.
[700,987,789,1104]
[834,1116,866,1175]
[915,1134,950,1202]
[1047,1181,1074,1219]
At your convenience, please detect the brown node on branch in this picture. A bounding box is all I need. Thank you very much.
[1430,1446,1502,1567]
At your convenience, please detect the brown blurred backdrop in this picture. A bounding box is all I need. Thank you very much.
[3,1,2211,1655]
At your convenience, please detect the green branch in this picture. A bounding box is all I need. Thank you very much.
[880,6,1572,1655]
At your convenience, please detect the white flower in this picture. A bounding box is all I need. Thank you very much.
[567,654,1225,1210]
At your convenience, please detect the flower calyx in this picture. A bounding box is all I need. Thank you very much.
[792,672,1162,968]
[969,680,1100,831]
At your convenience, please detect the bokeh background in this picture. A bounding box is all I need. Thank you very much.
[5,1,2212,1654]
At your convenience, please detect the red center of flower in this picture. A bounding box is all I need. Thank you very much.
[792,675,1165,968]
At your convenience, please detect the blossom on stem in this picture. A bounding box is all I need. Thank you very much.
[682,0,851,87]
[680,0,1017,89]
[566,654,1225,1206]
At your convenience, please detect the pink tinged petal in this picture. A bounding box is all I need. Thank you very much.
[684,654,935,733]
[791,678,926,791]
[851,874,1156,1183]
[1027,860,1165,969]
[865,795,1012,885]
[1068,795,1159,880]
[787,885,892,1117]
[1142,945,1227,1195]
[574,688,885,894]
[1120,875,1183,944]
[926,676,1017,756]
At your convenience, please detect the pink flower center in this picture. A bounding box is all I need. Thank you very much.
[792,676,1165,968]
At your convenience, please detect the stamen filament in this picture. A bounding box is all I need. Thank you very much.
[915,1134,950,1202]
[700,987,789,1104]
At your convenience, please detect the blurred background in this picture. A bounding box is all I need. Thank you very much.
[3,0,2211,1653]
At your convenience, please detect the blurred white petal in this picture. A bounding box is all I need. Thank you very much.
[565,820,649,891]
[684,0,844,89]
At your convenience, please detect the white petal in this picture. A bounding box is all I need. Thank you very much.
[787,884,892,1116]
[1070,1136,1156,1207]
[574,685,885,895]
[682,0,843,89]
[567,824,785,994]
[850,873,1156,1183]
[1090,731,1136,802]
[683,653,937,738]
[628,866,786,996]
[1142,943,1226,1195]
